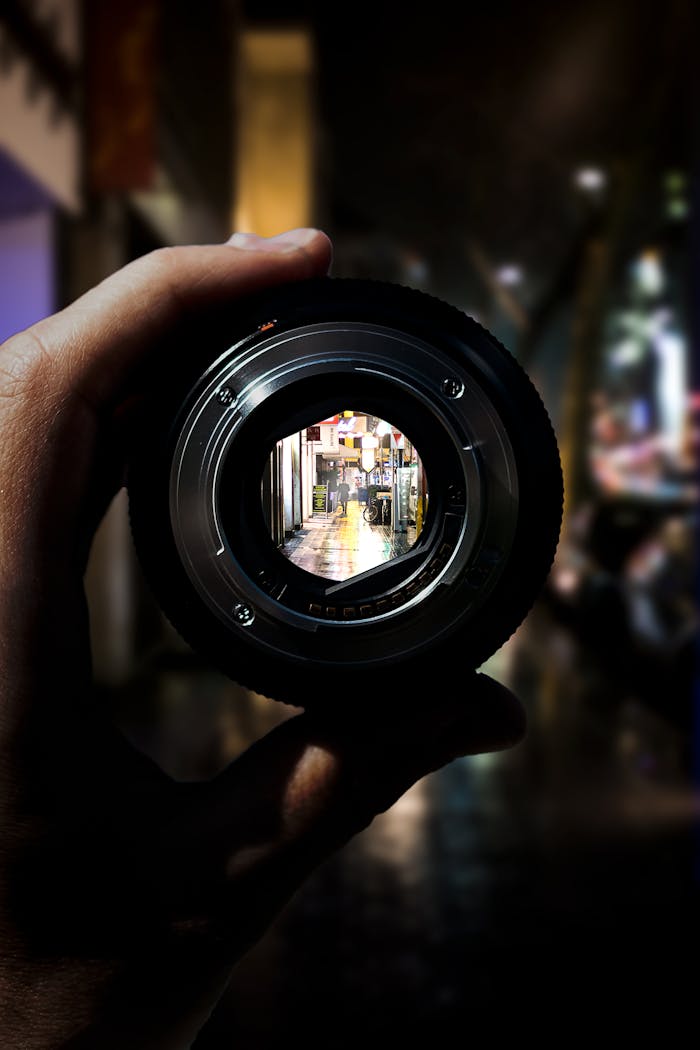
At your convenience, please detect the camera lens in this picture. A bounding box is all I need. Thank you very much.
[128,277,563,707]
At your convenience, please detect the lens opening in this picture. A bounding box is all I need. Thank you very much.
[167,316,519,669]
[263,408,429,582]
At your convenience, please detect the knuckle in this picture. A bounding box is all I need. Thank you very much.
[129,246,188,310]
[139,245,184,281]
[150,244,177,267]
[0,328,56,405]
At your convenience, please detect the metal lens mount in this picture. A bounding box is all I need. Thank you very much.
[128,278,563,707]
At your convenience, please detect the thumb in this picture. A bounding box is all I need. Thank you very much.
[181,673,525,952]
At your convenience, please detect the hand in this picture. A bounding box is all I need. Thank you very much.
[0,229,525,1048]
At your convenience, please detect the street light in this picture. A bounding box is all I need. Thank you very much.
[574,166,607,193]
[496,264,523,287]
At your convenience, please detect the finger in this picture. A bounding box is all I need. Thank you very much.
[1,228,332,417]
[175,672,525,951]
[0,230,332,571]
[0,229,332,739]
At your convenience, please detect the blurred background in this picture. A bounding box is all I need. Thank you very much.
[1,0,698,1042]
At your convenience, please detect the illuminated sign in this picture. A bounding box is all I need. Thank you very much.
[337,416,356,435]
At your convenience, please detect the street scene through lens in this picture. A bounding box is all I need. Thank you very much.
[262,410,429,581]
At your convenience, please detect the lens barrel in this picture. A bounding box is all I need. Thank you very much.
[128,277,563,707]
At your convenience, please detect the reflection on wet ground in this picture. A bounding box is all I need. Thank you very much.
[281,499,417,580]
[111,600,698,1045]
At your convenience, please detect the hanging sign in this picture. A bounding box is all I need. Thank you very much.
[361,449,376,473]
[320,423,340,453]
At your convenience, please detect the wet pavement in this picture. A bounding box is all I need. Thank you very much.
[280,498,417,580]
[193,620,695,1046]
[110,585,698,1045]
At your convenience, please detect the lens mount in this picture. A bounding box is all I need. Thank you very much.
[128,278,562,707]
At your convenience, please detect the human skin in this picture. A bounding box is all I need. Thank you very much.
[0,228,525,1048]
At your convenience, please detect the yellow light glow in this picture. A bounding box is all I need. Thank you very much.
[234,29,315,237]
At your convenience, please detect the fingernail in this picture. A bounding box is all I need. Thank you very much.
[227,228,321,252]
[227,231,264,248]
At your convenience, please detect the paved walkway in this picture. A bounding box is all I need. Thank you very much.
[281,499,417,580]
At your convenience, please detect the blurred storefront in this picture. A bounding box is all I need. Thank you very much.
[0,1,239,684]
[79,0,240,686]
[0,0,80,342]
[234,26,316,235]
[544,166,696,726]
[70,1,237,686]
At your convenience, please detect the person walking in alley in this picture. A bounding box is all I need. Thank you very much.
[337,479,350,514]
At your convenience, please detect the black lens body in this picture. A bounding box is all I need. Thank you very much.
[128,278,563,707]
